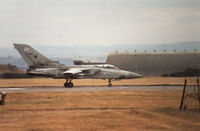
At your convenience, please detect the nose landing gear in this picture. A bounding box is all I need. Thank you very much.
[108,79,112,87]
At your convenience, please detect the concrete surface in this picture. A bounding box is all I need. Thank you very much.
[0,86,183,93]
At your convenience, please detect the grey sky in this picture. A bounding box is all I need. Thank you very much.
[0,0,200,48]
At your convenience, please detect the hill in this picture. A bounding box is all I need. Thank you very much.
[1,41,200,58]
[0,64,31,79]
[0,64,20,72]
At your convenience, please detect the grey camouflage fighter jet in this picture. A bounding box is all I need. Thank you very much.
[14,44,143,87]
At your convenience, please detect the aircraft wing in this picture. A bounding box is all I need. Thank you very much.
[63,68,100,76]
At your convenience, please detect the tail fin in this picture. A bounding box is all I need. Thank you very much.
[13,43,64,68]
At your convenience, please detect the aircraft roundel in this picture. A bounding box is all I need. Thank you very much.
[34,54,38,59]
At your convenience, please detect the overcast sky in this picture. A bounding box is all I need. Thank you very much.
[0,0,200,48]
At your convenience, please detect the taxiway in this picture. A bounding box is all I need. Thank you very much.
[0,86,183,93]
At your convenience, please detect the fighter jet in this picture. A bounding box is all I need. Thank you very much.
[14,44,143,88]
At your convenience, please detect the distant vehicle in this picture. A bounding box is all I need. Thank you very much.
[14,44,143,87]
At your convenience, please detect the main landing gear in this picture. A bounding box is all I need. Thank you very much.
[108,79,112,87]
[64,79,74,88]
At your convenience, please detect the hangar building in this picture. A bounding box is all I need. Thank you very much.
[106,52,200,76]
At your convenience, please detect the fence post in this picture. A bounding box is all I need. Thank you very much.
[197,78,200,109]
[179,79,187,110]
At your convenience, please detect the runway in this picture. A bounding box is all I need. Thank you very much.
[0,85,183,93]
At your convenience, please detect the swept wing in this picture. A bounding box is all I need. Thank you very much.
[63,68,100,76]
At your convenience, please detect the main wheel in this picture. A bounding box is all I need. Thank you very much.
[69,82,74,88]
[108,83,112,87]
[64,82,69,88]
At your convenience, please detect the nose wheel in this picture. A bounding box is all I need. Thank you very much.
[64,79,74,88]
[108,79,112,87]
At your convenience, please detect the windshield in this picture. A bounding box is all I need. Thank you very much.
[95,64,119,69]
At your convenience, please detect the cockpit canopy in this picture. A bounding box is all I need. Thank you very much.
[94,64,119,69]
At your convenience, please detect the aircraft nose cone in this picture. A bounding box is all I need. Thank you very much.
[128,72,144,78]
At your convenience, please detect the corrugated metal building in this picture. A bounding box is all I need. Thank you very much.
[106,52,200,76]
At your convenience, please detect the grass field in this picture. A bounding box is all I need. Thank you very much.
[0,91,200,131]
[0,77,190,87]
[0,77,199,130]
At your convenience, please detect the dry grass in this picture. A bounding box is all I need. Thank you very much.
[0,77,187,87]
[0,77,199,130]
[0,91,200,131]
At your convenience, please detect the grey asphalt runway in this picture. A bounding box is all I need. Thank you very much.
[0,86,183,93]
